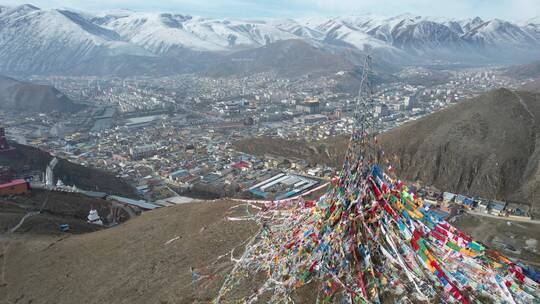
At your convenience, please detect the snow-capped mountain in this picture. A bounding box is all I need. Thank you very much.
[0,4,150,74]
[0,4,539,76]
[463,19,540,46]
[295,14,539,55]
[92,12,304,54]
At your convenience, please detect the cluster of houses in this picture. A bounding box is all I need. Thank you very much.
[439,191,532,220]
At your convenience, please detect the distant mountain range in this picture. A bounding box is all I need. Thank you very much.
[0,75,84,113]
[1,4,540,76]
[202,40,357,78]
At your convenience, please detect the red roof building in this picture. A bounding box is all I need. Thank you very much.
[0,179,29,196]
[231,161,251,170]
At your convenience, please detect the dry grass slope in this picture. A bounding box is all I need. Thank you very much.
[1,200,258,304]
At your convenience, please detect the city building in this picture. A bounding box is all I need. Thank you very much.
[455,194,467,205]
[169,169,190,181]
[130,144,159,160]
[213,100,249,117]
[442,192,456,204]
[477,200,489,213]
[248,173,319,200]
[231,161,251,171]
[489,200,507,216]
[505,202,531,219]
[374,104,390,117]
[296,100,320,114]
[294,114,328,124]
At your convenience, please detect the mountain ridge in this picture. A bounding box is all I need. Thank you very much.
[506,59,540,79]
[1,4,540,75]
[0,75,85,113]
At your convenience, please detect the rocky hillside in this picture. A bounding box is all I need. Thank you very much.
[236,89,540,208]
[379,89,540,206]
[0,75,85,113]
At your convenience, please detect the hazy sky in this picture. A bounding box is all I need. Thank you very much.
[1,0,539,20]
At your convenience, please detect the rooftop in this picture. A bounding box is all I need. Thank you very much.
[0,179,27,188]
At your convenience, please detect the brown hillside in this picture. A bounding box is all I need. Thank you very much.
[0,190,135,234]
[0,200,258,304]
[521,78,540,93]
[505,59,540,79]
[379,89,540,206]
[0,143,138,198]
[235,89,540,211]
[204,40,355,78]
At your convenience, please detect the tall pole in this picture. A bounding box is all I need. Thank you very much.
[343,55,378,173]
[354,55,375,137]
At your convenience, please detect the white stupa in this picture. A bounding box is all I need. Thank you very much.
[87,209,103,226]
[56,179,64,187]
[45,157,58,188]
